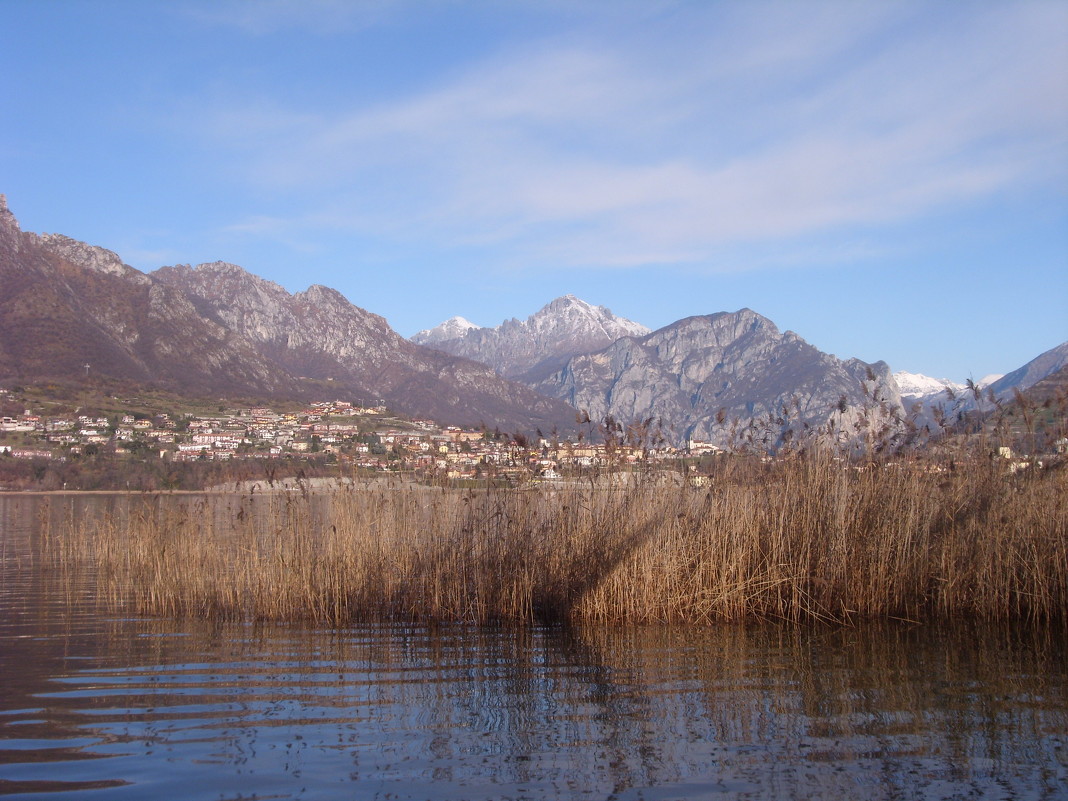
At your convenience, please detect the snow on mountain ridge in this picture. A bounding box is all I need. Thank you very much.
[409,295,650,378]
[412,316,479,345]
[529,295,649,342]
[893,371,966,400]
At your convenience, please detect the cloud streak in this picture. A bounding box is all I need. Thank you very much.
[184,2,1068,271]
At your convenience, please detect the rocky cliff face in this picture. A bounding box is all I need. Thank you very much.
[154,263,398,370]
[151,263,579,431]
[412,295,650,379]
[0,198,577,433]
[533,309,903,447]
[34,233,150,283]
[0,195,19,252]
[0,200,289,395]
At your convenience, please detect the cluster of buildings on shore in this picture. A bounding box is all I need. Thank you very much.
[0,395,703,480]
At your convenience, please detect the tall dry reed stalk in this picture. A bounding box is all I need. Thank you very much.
[54,455,1067,626]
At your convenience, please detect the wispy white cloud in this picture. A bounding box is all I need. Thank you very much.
[177,1,1068,271]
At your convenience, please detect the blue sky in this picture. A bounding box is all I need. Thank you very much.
[2,0,1066,383]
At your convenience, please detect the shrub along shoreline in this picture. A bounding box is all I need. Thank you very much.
[52,454,1067,626]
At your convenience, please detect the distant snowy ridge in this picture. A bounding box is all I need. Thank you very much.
[893,371,966,401]
[893,340,1067,425]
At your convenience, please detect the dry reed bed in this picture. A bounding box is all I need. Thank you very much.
[54,456,1067,625]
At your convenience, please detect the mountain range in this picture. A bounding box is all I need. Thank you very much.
[414,296,1066,447]
[892,345,1068,421]
[0,195,577,433]
[417,303,903,446]
[986,342,1068,400]
[2,193,1063,446]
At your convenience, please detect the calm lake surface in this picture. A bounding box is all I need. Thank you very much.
[0,494,1065,800]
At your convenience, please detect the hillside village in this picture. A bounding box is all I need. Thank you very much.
[0,389,695,483]
[3,372,1065,491]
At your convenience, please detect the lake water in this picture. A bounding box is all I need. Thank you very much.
[1,494,1065,800]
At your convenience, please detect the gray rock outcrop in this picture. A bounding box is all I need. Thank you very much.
[533,309,904,448]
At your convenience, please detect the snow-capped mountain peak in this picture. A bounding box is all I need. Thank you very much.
[410,295,649,378]
[412,316,480,345]
[528,296,650,342]
[893,371,966,400]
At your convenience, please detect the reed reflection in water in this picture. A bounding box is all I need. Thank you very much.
[0,495,1066,799]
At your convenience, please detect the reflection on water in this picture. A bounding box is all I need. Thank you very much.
[1,495,1066,800]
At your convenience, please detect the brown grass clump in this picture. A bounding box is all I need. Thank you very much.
[54,454,1067,626]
